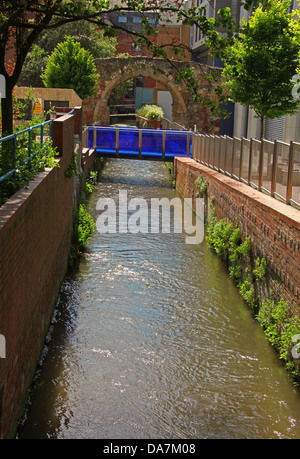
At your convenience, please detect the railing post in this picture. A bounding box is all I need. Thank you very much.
[258,139,264,190]
[186,131,190,156]
[139,129,142,158]
[162,130,166,160]
[248,138,253,185]
[93,126,97,149]
[116,128,119,157]
[28,127,32,168]
[40,123,44,146]
[270,139,278,196]
[286,141,295,204]
[12,134,17,179]
[238,137,243,180]
[230,137,235,176]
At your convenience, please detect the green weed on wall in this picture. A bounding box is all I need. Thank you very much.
[206,198,300,384]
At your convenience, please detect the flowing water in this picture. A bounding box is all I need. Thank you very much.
[18,159,300,439]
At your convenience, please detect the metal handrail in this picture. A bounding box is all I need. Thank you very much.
[86,125,192,159]
[0,119,53,184]
[192,132,300,208]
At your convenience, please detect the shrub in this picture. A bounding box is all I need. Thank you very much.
[136,104,164,120]
[73,204,95,251]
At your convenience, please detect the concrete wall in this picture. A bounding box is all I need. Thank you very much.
[174,157,300,311]
[0,113,81,439]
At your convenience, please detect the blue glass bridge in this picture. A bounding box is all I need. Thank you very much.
[87,126,192,161]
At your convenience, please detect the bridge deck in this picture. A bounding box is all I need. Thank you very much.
[87,126,192,161]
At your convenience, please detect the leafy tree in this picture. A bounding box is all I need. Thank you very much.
[41,36,99,100]
[18,45,49,87]
[38,20,117,59]
[222,0,300,139]
[0,0,261,135]
[18,21,117,87]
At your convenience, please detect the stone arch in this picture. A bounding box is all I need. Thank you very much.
[83,57,221,133]
[95,67,188,127]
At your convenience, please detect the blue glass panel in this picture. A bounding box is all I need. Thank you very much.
[119,129,139,156]
[165,131,187,159]
[96,128,116,154]
[88,127,94,149]
[141,130,163,158]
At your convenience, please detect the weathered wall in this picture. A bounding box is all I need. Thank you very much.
[174,157,300,311]
[0,114,80,439]
[83,57,221,133]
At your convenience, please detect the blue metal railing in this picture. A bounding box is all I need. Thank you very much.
[87,125,192,160]
[0,119,53,184]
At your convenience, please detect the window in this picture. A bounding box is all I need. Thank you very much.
[118,16,127,23]
[133,16,141,23]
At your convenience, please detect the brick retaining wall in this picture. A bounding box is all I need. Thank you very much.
[174,157,300,311]
[0,114,79,438]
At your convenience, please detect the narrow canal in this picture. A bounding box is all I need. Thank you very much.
[18,159,300,439]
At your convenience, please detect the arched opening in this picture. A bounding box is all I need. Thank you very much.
[108,75,174,126]
[93,61,188,127]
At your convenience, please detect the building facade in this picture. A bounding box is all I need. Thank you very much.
[189,0,300,142]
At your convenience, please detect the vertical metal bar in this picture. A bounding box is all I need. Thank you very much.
[139,129,142,158]
[28,127,32,168]
[211,135,215,168]
[270,139,278,196]
[162,130,166,160]
[248,138,253,184]
[116,128,119,157]
[186,131,190,156]
[238,137,243,180]
[191,133,195,159]
[286,141,295,203]
[12,134,17,178]
[258,139,264,190]
[93,125,97,149]
[218,136,223,170]
[231,137,235,176]
[40,123,44,146]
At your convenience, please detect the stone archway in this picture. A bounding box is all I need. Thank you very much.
[83,57,221,133]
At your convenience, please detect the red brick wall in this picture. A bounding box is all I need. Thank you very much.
[174,157,300,309]
[0,114,78,438]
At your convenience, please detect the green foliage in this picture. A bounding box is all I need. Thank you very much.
[73,204,95,252]
[136,104,164,121]
[1,0,263,135]
[206,217,234,257]
[222,0,300,138]
[256,298,300,380]
[194,176,207,195]
[238,278,256,309]
[38,20,117,59]
[205,204,256,307]
[165,162,175,188]
[19,22,116,88]
[84,170,98,195]
[0,134,58,206]
[41,36,99,100]
[65,151,78,178]
[237,237,251,258]
[18,45,49,87]
[253,257,267,279]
